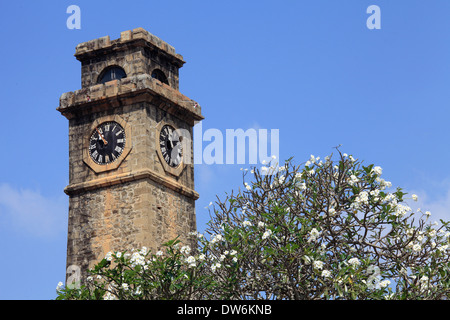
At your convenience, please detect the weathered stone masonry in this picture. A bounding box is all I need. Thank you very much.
[58,28,203,281]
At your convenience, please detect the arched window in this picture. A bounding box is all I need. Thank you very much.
[151,69,169,85]
[98,66,127,84]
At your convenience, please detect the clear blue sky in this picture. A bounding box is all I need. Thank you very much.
[1,0,450,299]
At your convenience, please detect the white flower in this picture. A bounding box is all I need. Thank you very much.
[384,193,396,204]
[242,220,252,227]
[211,262,221,272]
[354,191,369,206]
[308,228,321,242]
[244,182,251,191]
[262,229,273,240]
[371,166,382,176]
[378,179,392,189]
[130,251,146,267]
[406,228,415,237]
[186,256,196,268]
[198,254,206,261]
[425,211,431,217]
[412,194,418,201]
[232,257,238,263]
[56,281,64,292]
[419,275,429,283]
[298,182,306,191]
[103,291,117,300]
[313,260,324,270]
[230,250,237,256]
[348,257,361,268]
[219,254,226,261]
[380,280,391,288]
[438,245,448,252]
[258,221,266,228]
[121,283,129,291]
[321,270,331,278]
[412,243,421,252]
[181,245,191,255]
[156,250,163,256]
[116,251,122,258]
[210,234,223,244]
[395,204,411,217]
[105,251,113,262]
[348,175,359,186]
[428,229,437,238]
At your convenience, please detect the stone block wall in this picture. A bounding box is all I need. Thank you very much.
[66,178,196,280]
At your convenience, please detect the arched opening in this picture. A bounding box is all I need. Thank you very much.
[97,66,127,84]
[151,69,169,85]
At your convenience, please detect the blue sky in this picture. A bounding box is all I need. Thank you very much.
[1,0,450,299]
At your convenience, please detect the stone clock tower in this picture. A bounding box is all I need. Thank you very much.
[57,28,203,281]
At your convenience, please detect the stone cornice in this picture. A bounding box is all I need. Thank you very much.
[64,168,199,200]
[57,74,203,123]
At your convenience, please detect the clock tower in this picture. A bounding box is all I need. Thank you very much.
[57,28,203,282]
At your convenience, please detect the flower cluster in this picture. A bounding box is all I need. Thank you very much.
[57,151,450,300]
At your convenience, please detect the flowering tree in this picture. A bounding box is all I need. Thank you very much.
[57,150,450,300]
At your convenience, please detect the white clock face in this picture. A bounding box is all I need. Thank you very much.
[159,124,182,167]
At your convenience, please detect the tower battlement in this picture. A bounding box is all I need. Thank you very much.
[74,28,185,90]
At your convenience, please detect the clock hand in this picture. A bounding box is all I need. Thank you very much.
[96,128,108,145]
[168,132,174,149]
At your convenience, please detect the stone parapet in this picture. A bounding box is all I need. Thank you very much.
[74,27,185,65]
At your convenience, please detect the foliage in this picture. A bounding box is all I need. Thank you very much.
[57,150,450,300]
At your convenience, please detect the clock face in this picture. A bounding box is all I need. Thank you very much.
[89,121,126,165]
[159,124,182,167]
